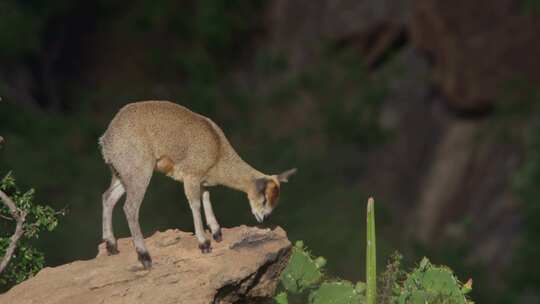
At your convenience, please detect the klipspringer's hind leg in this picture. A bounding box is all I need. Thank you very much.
[102,172,125,255]
[202,191,222,242]
[184,178,211,253]
[120,163,154,269]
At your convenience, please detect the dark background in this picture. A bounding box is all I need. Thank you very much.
[1,0,540,302]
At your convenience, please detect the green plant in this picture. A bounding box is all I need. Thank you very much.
[278,241,362,304]
[366,197,376,304]
[0,172,63,287]
[280,240,325,294]
[309,281,365,304]
[396,258,473,304]
[274,292,289,304]
[378,252,406,304]
[275,198,473,304]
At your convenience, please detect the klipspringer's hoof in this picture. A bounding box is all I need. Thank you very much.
[199,240,211,253]
[105,240,119,255]
[212,229,222,242]
[137,250,152,269]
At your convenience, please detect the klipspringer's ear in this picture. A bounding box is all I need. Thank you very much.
[277,168,297,183]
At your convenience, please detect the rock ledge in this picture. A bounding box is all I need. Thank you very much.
[0,226,291,304]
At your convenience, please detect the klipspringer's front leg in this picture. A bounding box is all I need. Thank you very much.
[184,179,211,253]
[202,191,222,242]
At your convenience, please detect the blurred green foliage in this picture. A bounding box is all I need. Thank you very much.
[0,0,77,58]
[522,0,540,14]
[121,0,268,115]
[0,1,40,57]
[494,82,540,301]
[0,173,62,288]
[297,49,387,145]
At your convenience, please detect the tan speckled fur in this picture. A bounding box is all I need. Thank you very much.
[99,100,296,268]
[100,101,264,187]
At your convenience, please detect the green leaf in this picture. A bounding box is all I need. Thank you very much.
[309,281,365,304]
[314,256,327,269]
[280,244,324,293]
[274,292,289,304]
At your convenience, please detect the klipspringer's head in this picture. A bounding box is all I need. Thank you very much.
[248,168,297,223]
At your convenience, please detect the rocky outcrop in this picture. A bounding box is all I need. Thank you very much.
[0,226,291,304]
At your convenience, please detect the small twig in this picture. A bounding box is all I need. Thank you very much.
[55,205,69,217]
[0,190,18,215]
[0,135,26,275]
[0,189,27,274]
[0,213,14,221]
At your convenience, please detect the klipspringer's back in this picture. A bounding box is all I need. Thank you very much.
[99,101,223,177]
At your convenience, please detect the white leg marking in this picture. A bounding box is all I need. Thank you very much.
[189,199,207,244]
[102,178,125,243]
[202,191,220,234]
[184,179,209,248]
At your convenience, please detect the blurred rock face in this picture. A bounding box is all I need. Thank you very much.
[265,0,409,69]
[411,0,540,112]
[268,0,540,112]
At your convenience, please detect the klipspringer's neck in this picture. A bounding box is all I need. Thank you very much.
[211,154,266,194]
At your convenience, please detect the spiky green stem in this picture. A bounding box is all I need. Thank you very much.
[366,197,377,304]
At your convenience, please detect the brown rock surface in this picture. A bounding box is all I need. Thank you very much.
[0,226,291,304]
